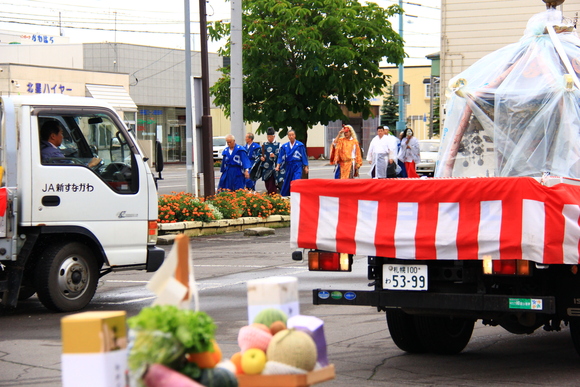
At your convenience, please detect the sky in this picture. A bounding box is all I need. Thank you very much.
[1,0,440,66]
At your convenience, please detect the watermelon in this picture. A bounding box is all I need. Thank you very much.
[253,308,288,327]
[198,367,238,387]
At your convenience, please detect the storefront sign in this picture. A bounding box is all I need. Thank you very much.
[20,34,55,44]
[139,109,163,116]
[27,82,73,94]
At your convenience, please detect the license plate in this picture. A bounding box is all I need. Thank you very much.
[383,264,428,290]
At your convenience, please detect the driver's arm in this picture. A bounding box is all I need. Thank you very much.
[88,157,102,168]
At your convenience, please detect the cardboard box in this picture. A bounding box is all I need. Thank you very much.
[61,311,128,387]
[237,365,335,387]
[61,311,127,354]
[247,276,299,324]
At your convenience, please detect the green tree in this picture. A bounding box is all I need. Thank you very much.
[380,87,399,132]
[431,97,440,137]
[209,0,405,144]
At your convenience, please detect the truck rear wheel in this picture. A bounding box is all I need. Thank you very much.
[35,242,100,312]
[414,315,475,355]
[386,309,427,353]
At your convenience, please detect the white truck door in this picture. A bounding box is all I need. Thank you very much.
[29,108,152,267]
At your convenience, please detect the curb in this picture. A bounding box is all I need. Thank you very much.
[157,215,291,244]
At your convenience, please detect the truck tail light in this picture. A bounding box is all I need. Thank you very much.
[308,251,352,272]
[483,259,530,275]
[148,220,158,244]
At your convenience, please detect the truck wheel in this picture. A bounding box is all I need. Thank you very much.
[386,309,427,353]
[34,242,100,312]
[414,315,474,355]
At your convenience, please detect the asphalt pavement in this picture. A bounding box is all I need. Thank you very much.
[3,228,580,387]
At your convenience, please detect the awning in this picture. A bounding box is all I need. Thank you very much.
[85,84,137,112]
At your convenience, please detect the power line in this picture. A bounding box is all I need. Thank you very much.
[0,10,182,25]
[0,18,184,34]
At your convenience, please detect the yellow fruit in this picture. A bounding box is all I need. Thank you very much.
[241,348,267,375]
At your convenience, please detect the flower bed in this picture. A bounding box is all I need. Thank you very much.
[158,190,290,224]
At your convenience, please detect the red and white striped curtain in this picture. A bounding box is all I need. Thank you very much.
[290,177,580,264]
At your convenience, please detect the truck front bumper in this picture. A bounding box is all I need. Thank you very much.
[313,289,556,315]
[147,245,165,272]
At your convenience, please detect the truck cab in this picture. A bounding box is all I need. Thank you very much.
[0,95,164,312]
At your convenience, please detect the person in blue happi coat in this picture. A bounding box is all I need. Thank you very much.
[244,132,262,190]
[275,129,309,197]
[218,134,251,191]
[260,127,282,194]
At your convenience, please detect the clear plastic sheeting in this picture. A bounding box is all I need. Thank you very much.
[436,9,580,178]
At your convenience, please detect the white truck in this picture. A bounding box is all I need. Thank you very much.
[0,94,164,312]
[291,8,580,356]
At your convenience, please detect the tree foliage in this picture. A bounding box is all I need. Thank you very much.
[380,86,399,133]
[209,0,405,143]
[431,97,440,137]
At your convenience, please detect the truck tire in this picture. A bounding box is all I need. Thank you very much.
[414,315,474,355]
[386,309,427,353]
[34,242,100,312]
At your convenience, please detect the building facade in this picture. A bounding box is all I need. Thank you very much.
[0,37,224,163]
[380,65,437,140]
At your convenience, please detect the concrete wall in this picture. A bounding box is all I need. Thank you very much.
[82,43,222,109]
[0,44,84,69]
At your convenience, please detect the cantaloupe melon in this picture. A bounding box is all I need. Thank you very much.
[266,329,317,371]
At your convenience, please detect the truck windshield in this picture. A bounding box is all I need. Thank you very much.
[38,112,139,194]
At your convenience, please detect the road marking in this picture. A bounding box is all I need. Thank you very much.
[105,280,149,283]
[97,267,308,304]
[106,296,156,305]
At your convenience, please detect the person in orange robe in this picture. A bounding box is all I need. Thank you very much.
[332,125,363,179]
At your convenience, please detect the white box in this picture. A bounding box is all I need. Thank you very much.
[247,276,299,324]
[62,349,128,387]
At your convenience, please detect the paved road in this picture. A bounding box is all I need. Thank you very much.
[2,228,580,386]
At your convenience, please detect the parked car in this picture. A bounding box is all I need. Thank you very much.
[416,139,440,176]
[213,136,227,160]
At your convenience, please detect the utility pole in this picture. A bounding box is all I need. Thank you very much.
[230,0,244,141]
[396,0,406,135]
[184,0,194,194]
[199,0,215,196]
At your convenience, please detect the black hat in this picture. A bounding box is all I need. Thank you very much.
[266,127,275,135]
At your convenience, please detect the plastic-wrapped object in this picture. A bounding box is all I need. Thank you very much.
[437,9,580,178]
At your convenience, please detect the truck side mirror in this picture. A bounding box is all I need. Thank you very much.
[154,141,164,189]
[155,141,164,173]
